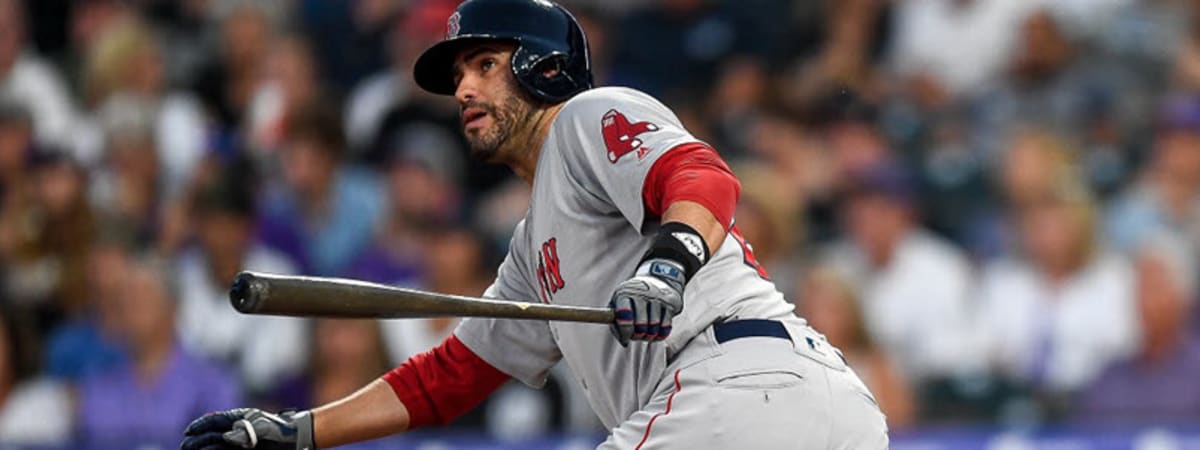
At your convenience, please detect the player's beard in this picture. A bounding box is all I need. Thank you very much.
[463,94,535,163]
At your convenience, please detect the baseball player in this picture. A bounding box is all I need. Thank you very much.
[180,0,889,448]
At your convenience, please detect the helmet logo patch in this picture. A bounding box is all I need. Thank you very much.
[601,109,659,163]
[447,12,461,38]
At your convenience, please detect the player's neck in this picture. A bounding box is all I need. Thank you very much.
[509,102,566,185]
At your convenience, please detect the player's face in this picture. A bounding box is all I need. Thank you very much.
[452,42,536,162]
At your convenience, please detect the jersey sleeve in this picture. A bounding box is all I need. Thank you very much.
[555,88,705,231]
[453,221,562,388]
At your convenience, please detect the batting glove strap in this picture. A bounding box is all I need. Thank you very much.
[640,222,708,283]
[292,411,315,450]
[635,258,687,295]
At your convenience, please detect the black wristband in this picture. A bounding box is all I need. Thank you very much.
[640,222,710,281]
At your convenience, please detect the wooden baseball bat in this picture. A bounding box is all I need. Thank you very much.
[229,271,616,324]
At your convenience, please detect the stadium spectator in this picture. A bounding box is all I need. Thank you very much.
[81,18,207,193]
[973,9,1147,192]
[76,256,240,449]
[0,310,72,447]
[192,5,277,134]
[796,266,916,429]
[976,175,1138,409]
[256,103,384,276]
[343,0,457,156]
[376,228,488,365]
[308,319,390,407]
[889,0,1039,102]
[823,162,979,383]
[347,125,464,291]
[41,238,127,381]
[0,0,80,152]
[174,163,307,395]
[86,95,164,246]
[246,35,322,156]
[1107,95,1200,275]
[731,163,803,294]
[1073,237,1200,423]
[609,0,760,98]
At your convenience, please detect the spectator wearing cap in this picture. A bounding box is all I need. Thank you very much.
[822,162,980,385]
[976,173,1137,414]
[1107,95,1200,284]
[174,164,307,396]
[257,103,384,276]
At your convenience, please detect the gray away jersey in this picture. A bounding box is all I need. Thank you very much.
[454,87,797,429]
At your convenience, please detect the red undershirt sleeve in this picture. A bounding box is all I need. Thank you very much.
[381,334,511,429]
[641,142,741,229]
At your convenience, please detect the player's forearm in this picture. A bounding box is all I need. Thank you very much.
[662,200,727,255]
[311,379,411,448]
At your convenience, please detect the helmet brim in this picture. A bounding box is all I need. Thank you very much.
[413,36,518,97]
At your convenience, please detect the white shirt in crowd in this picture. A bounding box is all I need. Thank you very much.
[889,0,1040,97]
[0,378,72,446]
[0,52,80,151]
[976,252,1139,393]
[175,245,308,392]
[826,230,980,382]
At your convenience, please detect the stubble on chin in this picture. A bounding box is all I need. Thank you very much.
[465,95,530,163]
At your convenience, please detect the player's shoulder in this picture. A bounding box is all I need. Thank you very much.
[558,86,674,122]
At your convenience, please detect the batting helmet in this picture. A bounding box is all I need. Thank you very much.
[412,0,593,104]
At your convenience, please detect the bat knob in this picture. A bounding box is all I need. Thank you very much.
[229,271,261,314]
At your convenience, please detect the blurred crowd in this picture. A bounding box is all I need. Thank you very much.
[1,0,1199,447]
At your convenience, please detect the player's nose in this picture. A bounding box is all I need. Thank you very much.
[455,74,480,105]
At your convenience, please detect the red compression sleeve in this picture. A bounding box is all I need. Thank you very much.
[381,334,510,429]
[642,142,741,229]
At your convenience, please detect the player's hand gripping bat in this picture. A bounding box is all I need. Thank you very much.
[229,271,616,323]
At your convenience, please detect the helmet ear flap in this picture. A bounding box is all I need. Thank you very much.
[512,46,573,103]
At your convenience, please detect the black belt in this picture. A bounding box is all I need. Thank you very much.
[712,319,791,344]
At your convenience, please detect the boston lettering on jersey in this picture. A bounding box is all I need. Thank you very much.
[730,226,770,280]
[536,237,565,303]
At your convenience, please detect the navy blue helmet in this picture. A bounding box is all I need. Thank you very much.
[412,0,593,103]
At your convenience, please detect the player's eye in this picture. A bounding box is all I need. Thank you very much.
[481,58,496,72]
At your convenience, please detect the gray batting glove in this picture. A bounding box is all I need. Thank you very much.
[181,408,314,450]
[610,258,686,345]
